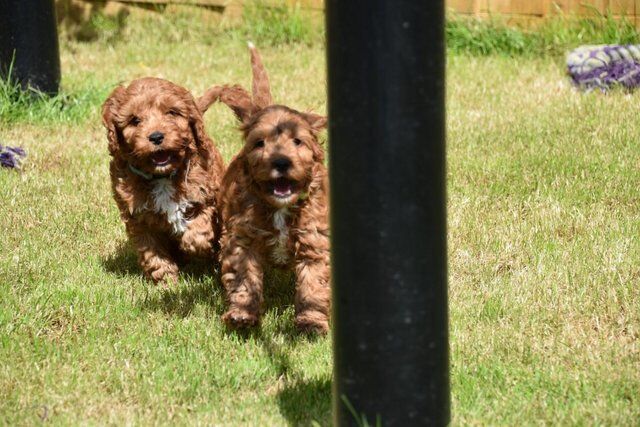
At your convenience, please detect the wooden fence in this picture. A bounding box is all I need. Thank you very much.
[55,0,323,26]
[448,0,637,16]
[56,1,640,26]
[447,1,640,25]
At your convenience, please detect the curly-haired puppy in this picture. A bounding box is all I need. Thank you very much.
[199,45,330,334]
[102,77,225,284]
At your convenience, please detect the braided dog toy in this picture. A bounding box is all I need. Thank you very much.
[567,44,640,91]
[0,145,26,169]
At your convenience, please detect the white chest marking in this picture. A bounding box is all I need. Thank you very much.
[270,208,290,264]
[149,179,191,235]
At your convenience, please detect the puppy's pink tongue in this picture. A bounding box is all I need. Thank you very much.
[273,178,292,197]
[151,151,171,165]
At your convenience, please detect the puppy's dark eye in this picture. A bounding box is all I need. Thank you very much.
[293,138,302,146]
[130,116,141,126]
[254,140,265,149]
[167,109,180,117]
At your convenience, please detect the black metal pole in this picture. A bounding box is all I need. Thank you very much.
[327,1,449,425]
[0,0,61,95]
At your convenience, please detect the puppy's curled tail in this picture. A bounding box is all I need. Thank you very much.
[248,42,273,109]
[197,86,224,113]
[198,84,256,123]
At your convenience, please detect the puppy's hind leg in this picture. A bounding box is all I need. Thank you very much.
[220,236,264,329]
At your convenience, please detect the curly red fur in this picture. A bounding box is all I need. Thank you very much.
[204,47,330,334]
[102,77,225,284]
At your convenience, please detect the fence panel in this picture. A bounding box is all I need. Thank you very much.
[56,1,640,26]
[446,0,639,16]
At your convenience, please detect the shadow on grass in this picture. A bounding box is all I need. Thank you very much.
[101,242,224,317]
[260,324,331,425]
[226,326,332,426]
[221,272,331,425]
[101,241,217,281]
[263,268,296,317]
[277,378,332,426]
[101,242,139,278]
[229,293,332,427]
[102,243,331,422]
[138,278,224,318]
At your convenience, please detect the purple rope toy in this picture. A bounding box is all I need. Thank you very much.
[0,145,27,169]
[567,45,640,91]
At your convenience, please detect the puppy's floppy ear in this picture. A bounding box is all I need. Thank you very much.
[187,100,211,156]
[302,112,327,162]
[102,86,127,156]
[202,84,257,123]
[310,141,325,163]
[303,112,327,133]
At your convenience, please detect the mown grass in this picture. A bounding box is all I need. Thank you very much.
[0,75,109,125]
[238,0,321,46]
[447,55,639,424]
[447,12,640,57]
[1,6,639,425]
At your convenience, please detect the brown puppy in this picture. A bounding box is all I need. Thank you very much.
[102,77,225,284]
[200,45,330,334]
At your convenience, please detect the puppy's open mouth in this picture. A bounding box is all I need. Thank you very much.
[270,177,297,198]
[151,151,173,166]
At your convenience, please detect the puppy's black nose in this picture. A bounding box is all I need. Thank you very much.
[272,156,292,172]
[148,131,164,145]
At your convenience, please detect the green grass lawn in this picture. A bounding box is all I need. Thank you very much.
[1,8,639,426]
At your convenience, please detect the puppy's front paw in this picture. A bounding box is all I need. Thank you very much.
[222,307,259,329]
[179,229,214,257]
[148,265,179,286]
[295,312,329,335]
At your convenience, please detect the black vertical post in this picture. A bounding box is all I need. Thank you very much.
[327,1,449,426]
[0,0,61,94]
